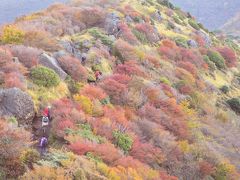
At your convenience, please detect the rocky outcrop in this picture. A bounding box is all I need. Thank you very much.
[187,39,198,48]
[39,53,67,80]
[197,31,212,47]
[104,12,120,35]
[0,88,35,125]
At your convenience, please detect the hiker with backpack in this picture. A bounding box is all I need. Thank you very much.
[95,70,102,82]
[39,136,48,156]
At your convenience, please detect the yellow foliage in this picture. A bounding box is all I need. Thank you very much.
[216,109,229,123]
[74,95,93,114]
[1,25,25,44]
[180,100,198,121]
[27,82,69,112]
[178,140,191,153]
[21,165,72,180]
[135,48,145,61]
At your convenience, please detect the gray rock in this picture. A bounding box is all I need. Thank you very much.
[125,15,133,23]
[0,88,34,125]
[151,10,162,22]
[53,50,67,59]
[104,12,120,35]
[197,31,212,47]
[39,53,67,80]
[187,39,198,48]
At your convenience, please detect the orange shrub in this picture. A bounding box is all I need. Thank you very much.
[81,85,107,101]
[58,55,88,82]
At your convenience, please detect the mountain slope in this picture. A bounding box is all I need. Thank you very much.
[0,0,240,179]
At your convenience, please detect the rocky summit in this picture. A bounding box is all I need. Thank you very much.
[0,0,239,179]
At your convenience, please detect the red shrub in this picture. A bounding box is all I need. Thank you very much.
[0,47,13,67]
[145,87,161,103]
[162,39,177,49]
[115,60,146,77]
[118,22,138,44]
[4,72,25,90]
[179,49,205,68]
[145,55,161,68]
[178,84,193,95]
[199,161,215,177]
[57,119,74,131]
[74,7,105,27]
[158,40,179,61]
[103,106,128,131]
[69,141,95,155]
[135,23,155,35]
[217,47,237,68]
[161,83,174,97]
[92,143,122,164]
[114,156,143,168]
[123,5,140,18]
[114,39,138,61]
[130,139,165,165]
[81,85,107,101]
[195,35,205,47]
[11,45,41,68]
[57,55,88,82]
[100,77,128,105]
[52,98,75,119]
[135,22,160,42]
[111,74,131,85]
[178,61,197,77]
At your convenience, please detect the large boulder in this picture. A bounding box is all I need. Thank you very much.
[0,88,35,125]
[104,12,120,35]
[39,53,67,80]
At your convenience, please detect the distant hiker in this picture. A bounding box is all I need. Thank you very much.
[95,70,102,82]
[43,106,51,120]
[81,53,87,65]
[39,136,48,156]
[42,116,49,128]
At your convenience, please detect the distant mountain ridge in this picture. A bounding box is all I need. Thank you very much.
[170,0,240,30]
[221,12,240,36]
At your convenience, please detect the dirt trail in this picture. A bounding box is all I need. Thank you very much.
[32,115,51,154]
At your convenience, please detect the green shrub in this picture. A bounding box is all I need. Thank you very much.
[132,29,148,44]
[227,98,240,114]
[175,37,188,48]
[88,28,114,47]
[86,152,102,163]
[158,0,175,9]
[66,123,105,143]
[113,130,133,153]
[159,76,171,85]
[203,55,216,71]
[207,51,226,69]
[175,10,186,21]
[30,66,60,87]
[220,85,229,94]
[167,22,176,30]
[188,19,200,30]
[65,76,82,94]
[173,16,182,25]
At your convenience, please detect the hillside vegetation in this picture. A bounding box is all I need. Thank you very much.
[0,0,240,179]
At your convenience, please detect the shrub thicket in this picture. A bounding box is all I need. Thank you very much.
[207,50,226,69]
[30,66,60,87]
[227,98,240,114]
[188,19,200,30]
[113,130,133,153]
